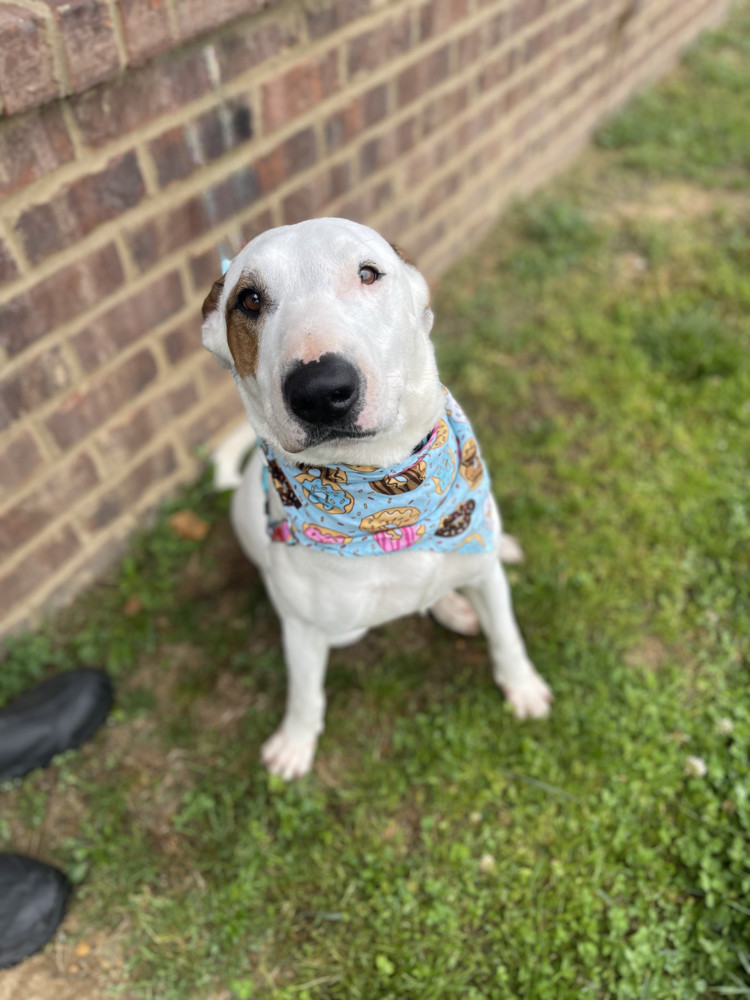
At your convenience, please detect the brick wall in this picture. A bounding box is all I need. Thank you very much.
[0,0,730,638]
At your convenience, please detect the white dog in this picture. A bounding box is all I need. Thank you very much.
[202,218,552,779]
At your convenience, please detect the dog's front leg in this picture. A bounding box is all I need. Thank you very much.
[464,560,552,719]
[261,617,329,780]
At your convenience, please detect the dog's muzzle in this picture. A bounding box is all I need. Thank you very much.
[283,353,363,430]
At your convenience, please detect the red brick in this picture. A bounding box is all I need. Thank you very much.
[116,0,174,63]
[86,443,177,530]
[43,530,128,616]
[305,0,373,39]
[128,164,261,275]
[213,18,300,80]
[324,85,389,153]
[397,45,451,108]
[281,161,353,225]
[206,165,261,224]
[524,20,559,63]
[240,207,274,244]
[186,393,244,449]
[410,217,446,261]
[329,160,352,200]
[511,0,549,32]
[362,84,390,128]
[0,525,81,617]
[419,0,469,41]
[187,209,273,291]
[359,117,417,179]
[0,5,59,115]
[149,97,253,188]
[163,318,201,365]
[0,243,125,359]
[406,130,455,186]
[189,247,222,293]
[0,345,72,431]
[95,382,198,466]
[71,271,184,373]
[478,46,520,92]
[562,1,595,36]
[0,430,43,500]
[173,0,269,41]
[46,348,158,451]
[456,10,509,70]
[15,152,146,265]
[0,239,19,285]
[45,0,121,92]
[421,83,469,136]
[419,168,461,216]
[0,451,100,560]
[261,50,340,133]
[256,127,318,193]
[337,179,394,225]
[127,194,210,274]
[347,14,413,76]
[72,47,211,148]
[0,104,74,198]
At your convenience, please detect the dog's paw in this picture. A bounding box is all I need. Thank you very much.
[429,590,480,636]
[500,671,553,720]
[261,729,318,780]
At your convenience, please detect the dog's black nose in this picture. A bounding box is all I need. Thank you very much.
[283,353,362,426]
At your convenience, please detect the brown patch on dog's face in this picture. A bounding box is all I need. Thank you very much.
[202,276,225,319]
[223,272,271,379]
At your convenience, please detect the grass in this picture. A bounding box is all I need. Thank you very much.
[2,6,750,998]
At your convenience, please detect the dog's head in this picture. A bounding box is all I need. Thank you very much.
[201,218,443,467]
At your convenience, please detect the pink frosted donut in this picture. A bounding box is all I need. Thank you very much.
[302,523,352,546]
[373,523,425,552]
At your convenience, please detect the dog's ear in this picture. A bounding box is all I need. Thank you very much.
[202,275,224,320]
[390,243,434,336]
[201,275,234,369]
[390,243,416,268]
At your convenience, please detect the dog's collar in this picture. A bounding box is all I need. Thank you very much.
[260,387,494,557]
[410,428,434,455]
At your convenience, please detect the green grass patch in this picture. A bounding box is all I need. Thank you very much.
[2,6,750,998]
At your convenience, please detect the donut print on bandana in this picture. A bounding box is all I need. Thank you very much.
[435,499,475,537]
[260,387,494,557]
[369,459,427,496]
[267,460,302,508]
[295,466,354,514]
[458,438,484,491]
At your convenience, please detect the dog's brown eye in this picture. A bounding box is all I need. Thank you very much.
[359,265,379,285]
[240,289,262,313]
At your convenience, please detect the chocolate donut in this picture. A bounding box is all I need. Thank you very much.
[435,499,475,537]
[268,460,302,508]
[370,460,427,496]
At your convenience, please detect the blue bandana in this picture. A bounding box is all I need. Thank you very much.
[260,388,494,556]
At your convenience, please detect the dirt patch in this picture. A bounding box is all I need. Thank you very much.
[0,916,126,1000]
[624,635,668,671]
[602,180,750,224]
[191,670,255,732]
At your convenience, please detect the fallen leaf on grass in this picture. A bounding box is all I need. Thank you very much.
[122,595,143,617]
[168,510,210,541]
